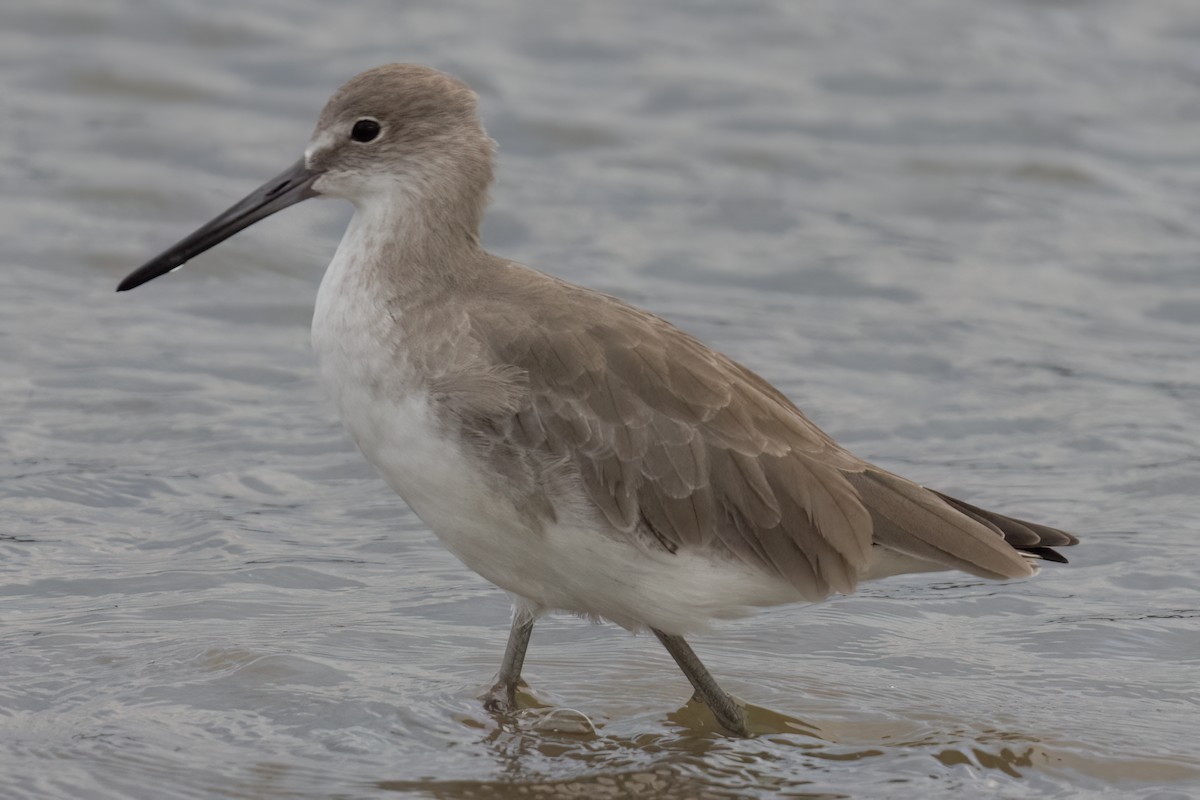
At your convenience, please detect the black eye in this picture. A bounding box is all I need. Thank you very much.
[350,119,381,143]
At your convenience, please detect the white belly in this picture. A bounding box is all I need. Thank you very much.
[311,344,801,633]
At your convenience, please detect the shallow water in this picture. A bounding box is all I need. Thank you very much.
[3,1,1199,797]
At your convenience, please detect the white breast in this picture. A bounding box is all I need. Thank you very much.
[311,210,556,598]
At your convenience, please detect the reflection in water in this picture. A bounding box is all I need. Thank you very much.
[374,697,1117,798]
[378,704,838,800]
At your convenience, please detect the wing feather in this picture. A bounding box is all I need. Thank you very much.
[457,267,1074,598]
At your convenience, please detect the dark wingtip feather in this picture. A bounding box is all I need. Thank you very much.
[1020,546,1070,564]
[931,489,1078,564]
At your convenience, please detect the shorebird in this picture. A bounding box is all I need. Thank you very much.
[118,64,1077,736]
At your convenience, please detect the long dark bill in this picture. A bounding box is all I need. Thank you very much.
[117,159,319,292]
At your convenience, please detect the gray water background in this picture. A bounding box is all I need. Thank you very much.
[2,1,1199,797]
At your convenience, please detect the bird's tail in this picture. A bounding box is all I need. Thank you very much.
[845,468,1078,580]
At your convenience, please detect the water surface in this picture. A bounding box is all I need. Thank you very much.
[2,1,1199,797]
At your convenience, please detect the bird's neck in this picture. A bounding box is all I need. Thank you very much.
[337,184,486,303]
[311,183,490,405]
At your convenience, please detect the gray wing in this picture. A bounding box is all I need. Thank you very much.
[464,270,1070,599]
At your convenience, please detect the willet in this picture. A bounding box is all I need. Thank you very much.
[118,64,1077,736]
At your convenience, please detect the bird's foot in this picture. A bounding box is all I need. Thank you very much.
[481,678,525,715]
[480,681,597,736]
[693,690,750,738]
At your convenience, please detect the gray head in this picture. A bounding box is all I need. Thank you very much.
[118,64,494,291]
[307,65,494,218]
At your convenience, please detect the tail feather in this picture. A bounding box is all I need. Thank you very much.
[846,468,1078,580]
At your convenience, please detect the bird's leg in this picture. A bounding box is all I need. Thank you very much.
[652,629,749,737]
[483,611,535,714]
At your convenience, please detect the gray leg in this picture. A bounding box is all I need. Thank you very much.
[483,613,535,713]
[653,629,748,736]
